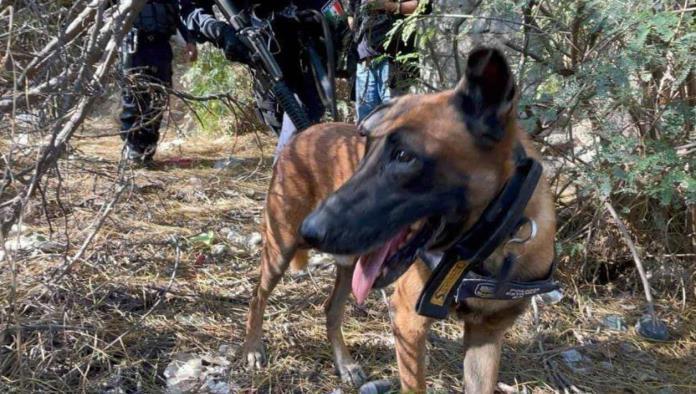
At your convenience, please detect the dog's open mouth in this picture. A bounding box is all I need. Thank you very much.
[352,219,438,304]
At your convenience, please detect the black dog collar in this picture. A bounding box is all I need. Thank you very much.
[415,147,547,319]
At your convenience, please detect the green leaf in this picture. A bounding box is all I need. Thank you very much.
[630,24,651,50]
[651,12,678,42]
[598,177,612,198]
[189,231,215,247]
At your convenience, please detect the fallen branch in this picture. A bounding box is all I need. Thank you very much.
[604,199,656,319]
[52,181,128,281]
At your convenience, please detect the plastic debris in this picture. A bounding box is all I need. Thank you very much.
[601,314,627,332]
[213,157,242,170]
[561,349,583,363]
[210,244,229,257]
[4,233,63,254]
[224,229,246,248]
[246,232,263,250]
[536,289,563,304]
[359,379,394,394]
[164,352,236,394]
[164,354,203,394]
[636,314,669,341]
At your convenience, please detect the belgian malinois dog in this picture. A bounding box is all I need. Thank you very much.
[242,47,556,393]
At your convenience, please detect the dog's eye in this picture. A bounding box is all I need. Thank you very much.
[395,149,416,163]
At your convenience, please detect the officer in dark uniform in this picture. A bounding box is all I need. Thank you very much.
[120,0,197,163]
[179,1,341,156]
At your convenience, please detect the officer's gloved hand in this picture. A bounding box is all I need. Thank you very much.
[219,24,252,65]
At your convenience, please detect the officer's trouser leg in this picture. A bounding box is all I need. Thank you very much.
[120,41,172,159]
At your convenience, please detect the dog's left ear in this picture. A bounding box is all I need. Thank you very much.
[358,103,391,137]
[454,47,516,144]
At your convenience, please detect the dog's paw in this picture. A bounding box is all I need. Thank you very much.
[243,343,266,370]
[337,362,367,387]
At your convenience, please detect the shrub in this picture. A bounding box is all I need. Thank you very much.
[180,45,260,134]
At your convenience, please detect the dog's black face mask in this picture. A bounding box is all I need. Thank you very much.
[300,47,517,299]
[301,122,469,255]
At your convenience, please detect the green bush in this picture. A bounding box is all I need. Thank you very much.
[181,45,258,134]
[411,0,695,284]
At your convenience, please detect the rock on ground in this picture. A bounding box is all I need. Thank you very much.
[560,349,590,374]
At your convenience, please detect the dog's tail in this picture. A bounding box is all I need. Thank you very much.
[290,249,309,271]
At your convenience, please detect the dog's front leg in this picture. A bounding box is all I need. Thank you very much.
[462,321,506,394]
[242,244,294,369]
[325,262,367,386]
[392,264,432,393]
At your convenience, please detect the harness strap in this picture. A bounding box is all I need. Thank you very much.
[415,145,545,319]
[420,251,560,302]
[455,259,559,302]
[493,253,517,298]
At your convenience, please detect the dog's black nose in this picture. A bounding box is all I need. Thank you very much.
[300,212,326,247]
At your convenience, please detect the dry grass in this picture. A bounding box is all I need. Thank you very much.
[1,120,695,393]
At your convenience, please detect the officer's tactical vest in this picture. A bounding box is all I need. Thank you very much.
[134,0,177,36]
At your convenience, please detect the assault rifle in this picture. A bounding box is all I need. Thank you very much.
[214,0,338,132]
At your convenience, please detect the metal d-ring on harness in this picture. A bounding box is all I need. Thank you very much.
[415,145,559,319]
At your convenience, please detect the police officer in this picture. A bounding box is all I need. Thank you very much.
[349,0,430,121]
[179,1,337,157]
[120,0,197,163]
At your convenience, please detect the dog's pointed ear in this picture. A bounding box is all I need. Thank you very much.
[358,102,391,137]
[454,47,516,144]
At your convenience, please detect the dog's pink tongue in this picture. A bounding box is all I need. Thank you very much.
[352,230,408,305]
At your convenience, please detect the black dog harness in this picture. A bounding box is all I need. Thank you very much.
[455,261,558,301]
[415,146,559,319]
[419,252,559,302]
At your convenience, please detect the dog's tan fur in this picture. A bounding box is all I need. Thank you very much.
[242,64,555,392]
[243,124,369,383]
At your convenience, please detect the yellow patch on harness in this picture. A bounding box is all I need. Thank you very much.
[431,260,470,306]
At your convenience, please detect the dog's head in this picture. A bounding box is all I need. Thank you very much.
[300,48,521,303]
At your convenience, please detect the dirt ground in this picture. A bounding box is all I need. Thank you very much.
[1,117,695,393]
